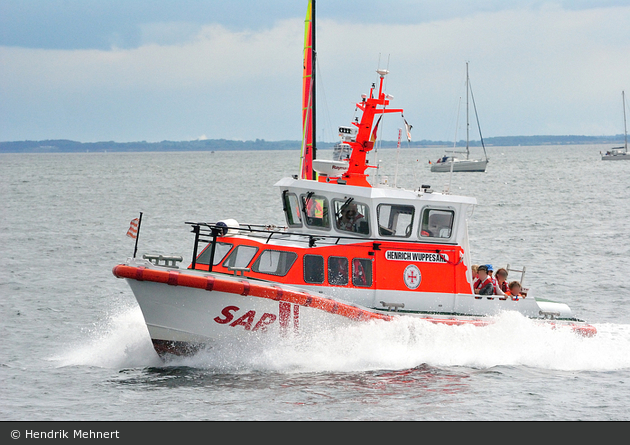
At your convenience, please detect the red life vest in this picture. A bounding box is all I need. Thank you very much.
[474,277,492,291]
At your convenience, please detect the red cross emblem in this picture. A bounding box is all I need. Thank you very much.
[403,265,421,290]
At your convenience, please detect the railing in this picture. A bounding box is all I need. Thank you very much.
[184,221,461,272]
[142,254,183,268]
[506,263,526,286]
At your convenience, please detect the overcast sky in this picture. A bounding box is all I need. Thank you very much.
[1,0,629,143]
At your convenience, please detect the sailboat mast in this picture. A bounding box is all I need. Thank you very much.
[312,0,317,173]
[623,90,627,153]
[466,62,470,160]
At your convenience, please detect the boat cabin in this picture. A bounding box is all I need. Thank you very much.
[275,176,475,244]
[187,177,479,313]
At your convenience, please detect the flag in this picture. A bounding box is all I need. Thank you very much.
[370,115,382,142]
[126,218,139,239]
[403,117,412,142]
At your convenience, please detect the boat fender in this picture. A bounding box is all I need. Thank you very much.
[216,219,239,236]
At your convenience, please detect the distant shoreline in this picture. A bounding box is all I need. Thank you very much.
[0,135,625,153]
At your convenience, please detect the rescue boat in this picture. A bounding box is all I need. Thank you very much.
[112,1,596,357]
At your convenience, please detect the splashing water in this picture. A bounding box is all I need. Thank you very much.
[51,304,162,369]
[52,306,630,373]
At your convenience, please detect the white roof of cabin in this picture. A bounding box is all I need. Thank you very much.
[274,177,477,206]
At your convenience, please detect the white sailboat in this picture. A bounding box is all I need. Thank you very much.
[601,91,629,161]
[431,62,489,172]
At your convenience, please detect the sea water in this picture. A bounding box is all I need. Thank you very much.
[1,145,630,421]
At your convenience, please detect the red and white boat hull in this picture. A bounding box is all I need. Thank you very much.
[114,260,392,355]
[113,259,596,357]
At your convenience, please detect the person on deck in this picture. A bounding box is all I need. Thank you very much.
[505,281,525,299]
[484,264,501,294]
[471,264,479,281]
[494,268,509,295]
[474,265,494,295]
[337,203,364,233]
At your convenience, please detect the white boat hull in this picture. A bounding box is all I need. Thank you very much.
[601,154,630,160]
[127,278,356,350]
[431,159,488,172]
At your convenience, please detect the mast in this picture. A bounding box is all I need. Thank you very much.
[340,69,403,187]
[312,0,317,173]
[623,90,628,153]
[300,0,316,180]
[467,62,488,163]
[466,61,470,160]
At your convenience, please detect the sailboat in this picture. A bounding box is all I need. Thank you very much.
[112,1,595,358]
[601,91,629,161]
[430,62,489,172]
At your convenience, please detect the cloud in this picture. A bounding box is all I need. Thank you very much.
[2,1,627,50]
[1,4,629,142]
[138,22,204,47]
[317,5,630,140]
[0,19,304,142]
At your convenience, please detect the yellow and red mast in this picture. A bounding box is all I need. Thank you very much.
[300,0,316,180]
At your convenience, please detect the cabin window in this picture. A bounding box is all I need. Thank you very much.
[283,191,302,227]
[328,256,349,286]
[377,204,415,237]
[352,258,373,287]
[303,254,324,284]
[301,193,330,229]
[420,208,454,239]
[333,199,370,235]
[252,250,297,276]
[196,242,233,266]
[222,245,258,269]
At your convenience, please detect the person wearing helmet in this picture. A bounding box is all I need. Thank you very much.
[485,264,504,296]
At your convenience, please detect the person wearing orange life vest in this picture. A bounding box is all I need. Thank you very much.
[474,265,493,295]
[505,281,525,300]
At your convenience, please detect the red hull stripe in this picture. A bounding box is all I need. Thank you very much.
[206,276,215,291]
[241,280,251,296]
[112,264,392,322]
[167,271,179,286]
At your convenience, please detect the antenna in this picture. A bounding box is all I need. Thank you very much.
[373,56,391,186]
[395,128,402,187]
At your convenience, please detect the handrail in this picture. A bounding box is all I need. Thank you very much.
[184,221,459,248]
[506,264,526,287]
[185,221,462,270]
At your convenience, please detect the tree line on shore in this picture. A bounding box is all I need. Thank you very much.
[0,134,625,153]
